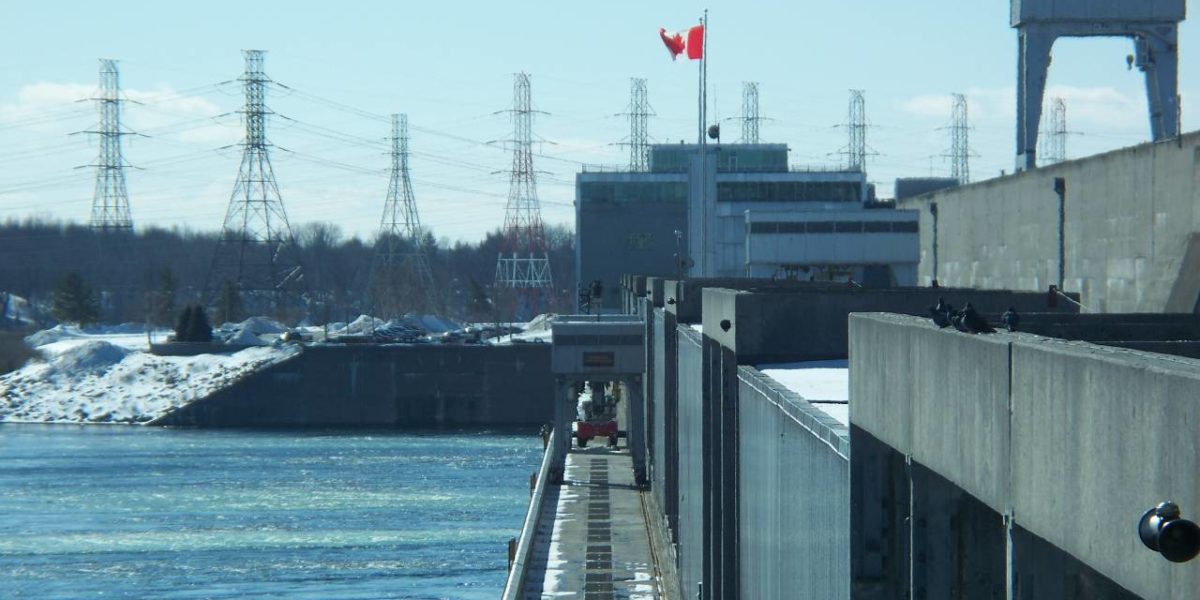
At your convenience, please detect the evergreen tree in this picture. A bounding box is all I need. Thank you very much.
[214,280,243,325]
[51,271,100,326]
[187,305,213,342]
[173,306,194,341]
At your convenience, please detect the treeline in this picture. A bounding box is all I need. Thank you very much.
[0,218,576,326]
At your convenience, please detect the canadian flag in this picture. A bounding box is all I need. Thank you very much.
[659,25,704,61]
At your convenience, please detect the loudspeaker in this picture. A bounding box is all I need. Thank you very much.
[1138,501,1200,563]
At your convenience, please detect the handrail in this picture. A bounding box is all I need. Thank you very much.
[501,429,558,599]
[1054,287,1089,312]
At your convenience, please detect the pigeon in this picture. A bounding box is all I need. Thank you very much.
[1001,307,1019,332]
[960,303,996,334]
[929,298,952,328]
[951,310,970,332]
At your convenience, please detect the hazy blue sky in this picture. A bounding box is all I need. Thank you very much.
[1,1,1195,242]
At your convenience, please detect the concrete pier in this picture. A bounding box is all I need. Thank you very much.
[521,446,675,599]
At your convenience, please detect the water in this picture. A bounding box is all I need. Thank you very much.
[0,425,542,599]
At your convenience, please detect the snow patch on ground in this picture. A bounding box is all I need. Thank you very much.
[48,340,130,375]
[0,339,299,425]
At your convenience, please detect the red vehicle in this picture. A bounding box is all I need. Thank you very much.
[573,419,618,447]
[573,382,619,447]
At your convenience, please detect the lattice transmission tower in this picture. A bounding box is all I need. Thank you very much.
[841,89,868,171]
[618,78,654,172]
[740,81,763,143]
[205,50,304,314]
[368,114,437,318]
[87,59,134,235]
[948,93,972,183]
[1039,97,1068,165]
[494,73,552,319]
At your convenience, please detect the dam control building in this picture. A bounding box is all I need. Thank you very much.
[575,143,920,311]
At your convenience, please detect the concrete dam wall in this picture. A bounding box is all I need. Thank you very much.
[900,131,1200,313]
[156,344,555,428]
[850,313,1200,599]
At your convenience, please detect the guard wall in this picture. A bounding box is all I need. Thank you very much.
[900,131,1200,313]
[675,325,706,599]
[850,313,1200,598]
[736,366,850,599]
[155,344,554,427]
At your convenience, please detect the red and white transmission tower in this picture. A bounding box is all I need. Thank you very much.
[494,73,552,318]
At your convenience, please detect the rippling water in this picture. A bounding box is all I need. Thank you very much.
[0,425,541,599]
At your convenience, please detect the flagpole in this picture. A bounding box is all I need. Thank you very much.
[698,9,708,276]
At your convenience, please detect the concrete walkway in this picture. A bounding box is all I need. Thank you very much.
[523,446,663,599]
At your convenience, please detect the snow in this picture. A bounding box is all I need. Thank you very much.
[224,328,270,346]
[493,328,552,345]
[2,327,299,424]
[414,314,458,334]
[228,316,287,335]
[757,359,850,426]
[26,325,158,352]
[1,292,36,326]
[523,313,557,332]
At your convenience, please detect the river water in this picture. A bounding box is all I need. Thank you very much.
[0,425,541,599]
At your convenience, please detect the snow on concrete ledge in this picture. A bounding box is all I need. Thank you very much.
[756,359,849,426]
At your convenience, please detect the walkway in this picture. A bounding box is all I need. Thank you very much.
[522,446,664,599]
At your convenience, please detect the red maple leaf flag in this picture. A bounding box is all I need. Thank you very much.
[659,25,704,61]
[686,24,704,60]
[659,28,685,60]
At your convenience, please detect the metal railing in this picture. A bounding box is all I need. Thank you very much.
[501,428,559,599]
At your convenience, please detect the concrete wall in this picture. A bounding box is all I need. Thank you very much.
[702,286,1076,365]
[900,131,1200,313]
[649,306,680,537]
[850,313,1200,598]
[737,366,849,599]
[676,326,705,598]
[156,344,555,428]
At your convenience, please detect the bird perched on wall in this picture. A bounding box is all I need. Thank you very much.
[960,303,996,334]
[951,310,970,332]
[930,298,953,328]
[1002,307,1019,332]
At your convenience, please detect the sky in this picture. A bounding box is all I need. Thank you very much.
[1,0,1196,243]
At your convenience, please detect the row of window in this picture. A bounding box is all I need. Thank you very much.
[580,181,687,204]
[749,220,918,234]
[718,181,861,203]
[580,180,864,204]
